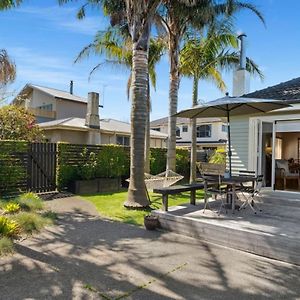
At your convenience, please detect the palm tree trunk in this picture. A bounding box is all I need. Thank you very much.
[125,48,150,208]
[166,33,179,172]
[144,77,151,174]
[190,77,198,183]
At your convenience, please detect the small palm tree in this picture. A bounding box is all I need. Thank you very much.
[179,29,263,183]
[0,0,22,10]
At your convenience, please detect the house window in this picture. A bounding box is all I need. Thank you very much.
[222,124,228,132]
[152,128,161,132]
[182,125,188,132]
[176,127,181,137]
[116,135,130,146]
[37,104,53,111]
[197,125,211,138]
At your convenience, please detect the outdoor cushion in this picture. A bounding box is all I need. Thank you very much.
[276,160,289,174]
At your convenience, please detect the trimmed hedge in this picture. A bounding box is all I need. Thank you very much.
[57,144,190,190]
[0,141,28,196]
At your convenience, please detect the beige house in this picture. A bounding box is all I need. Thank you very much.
[150,117,227,150]
[13,84,167,148]
[40,117,167,148]
[13,83,87,123]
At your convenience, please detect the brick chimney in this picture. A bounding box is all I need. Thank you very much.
[232,33,250,97]
[85,92,101,144]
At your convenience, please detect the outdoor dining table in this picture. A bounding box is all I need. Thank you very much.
[203,175,257,213]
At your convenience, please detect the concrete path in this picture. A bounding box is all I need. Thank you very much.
[0,196,299,300]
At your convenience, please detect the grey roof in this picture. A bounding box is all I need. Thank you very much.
[150,116,223,127]
[14,84,87,104]
[39,117,168,139]
[244,77,300,102]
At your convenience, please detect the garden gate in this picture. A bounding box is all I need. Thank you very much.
[27,143,57,193]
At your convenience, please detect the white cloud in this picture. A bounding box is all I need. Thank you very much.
[16,5,105,36]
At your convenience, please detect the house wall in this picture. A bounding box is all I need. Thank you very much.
[229,116,250,172]
[31,89,56,110]
[56,99,87,119]
[151,121,227,144]
[43,129,88,144]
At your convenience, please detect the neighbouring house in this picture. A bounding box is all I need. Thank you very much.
[38,92,167,148]
[150,116,227,150]
[12,83,87,123]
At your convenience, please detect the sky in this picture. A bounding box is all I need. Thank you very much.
[1,0,300,122]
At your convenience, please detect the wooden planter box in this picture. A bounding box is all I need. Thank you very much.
[72,177,121,194]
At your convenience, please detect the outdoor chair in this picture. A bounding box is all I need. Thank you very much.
[197,162,229,215]
[238,175,264,214]
[275,159,300,190]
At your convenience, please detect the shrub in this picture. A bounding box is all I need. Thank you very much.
[3,202,20,214]
[0,216,20,237]
[16,192,44,211]
[77,148,97,180]
[175,148,190,176]
[150,148,167,175]
[209,148,226,164]
[13,212,52,234]
[95,145,130,178]
[0,237,14,256]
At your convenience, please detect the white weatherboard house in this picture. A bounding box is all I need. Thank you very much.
[13,84,167,148]
[231,77,300,193]
[150,116,227,150]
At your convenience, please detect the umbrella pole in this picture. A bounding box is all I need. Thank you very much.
[227,108,232,176]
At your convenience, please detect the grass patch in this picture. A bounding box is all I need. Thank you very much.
[0,237,14,256]
[82,189,204,226]
[12,212,53,234]
[15,192,44,212]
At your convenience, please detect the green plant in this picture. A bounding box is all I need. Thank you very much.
[3,202,20,214]
[77,148,97,180]
[0,216,19,237]
[0,237,14,256]
[16,192,44,211]
[175,148,190,176]
[95,145,129,178]
[209,148,226,164]
[150,148,167,175]
[13,212,52,234]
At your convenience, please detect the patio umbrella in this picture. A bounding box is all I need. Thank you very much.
[175,96,291,175]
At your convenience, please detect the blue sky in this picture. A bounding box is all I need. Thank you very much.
[1,0,300,122]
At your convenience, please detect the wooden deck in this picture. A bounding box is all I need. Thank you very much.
[152,191,300,266]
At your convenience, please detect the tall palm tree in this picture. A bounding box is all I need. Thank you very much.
[0,49,16,88]
[75,27,166,173]
[156,0,264,173]
[60,0,162,207]
[179,30,264,183]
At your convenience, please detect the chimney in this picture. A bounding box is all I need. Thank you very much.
[70,80,73,94]
[232,33,250,97]
[85,92,101,144]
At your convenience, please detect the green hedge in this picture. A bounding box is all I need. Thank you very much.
[150,148,190,176]
[57,144,190,190]
[0,141,27,196]
[57,144,130,190]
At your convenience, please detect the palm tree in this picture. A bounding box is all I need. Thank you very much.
[179,30,264,183]
[75,27,166,173]
[156,0,264,173]
[0,49,16,88]
[0,0,22,10]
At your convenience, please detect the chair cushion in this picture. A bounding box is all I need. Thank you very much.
[276,160,289,174]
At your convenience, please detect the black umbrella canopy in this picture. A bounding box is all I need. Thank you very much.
[175,96,291,119]
[175,96,291,176]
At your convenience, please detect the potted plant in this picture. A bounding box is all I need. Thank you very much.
[144,215,159,230]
